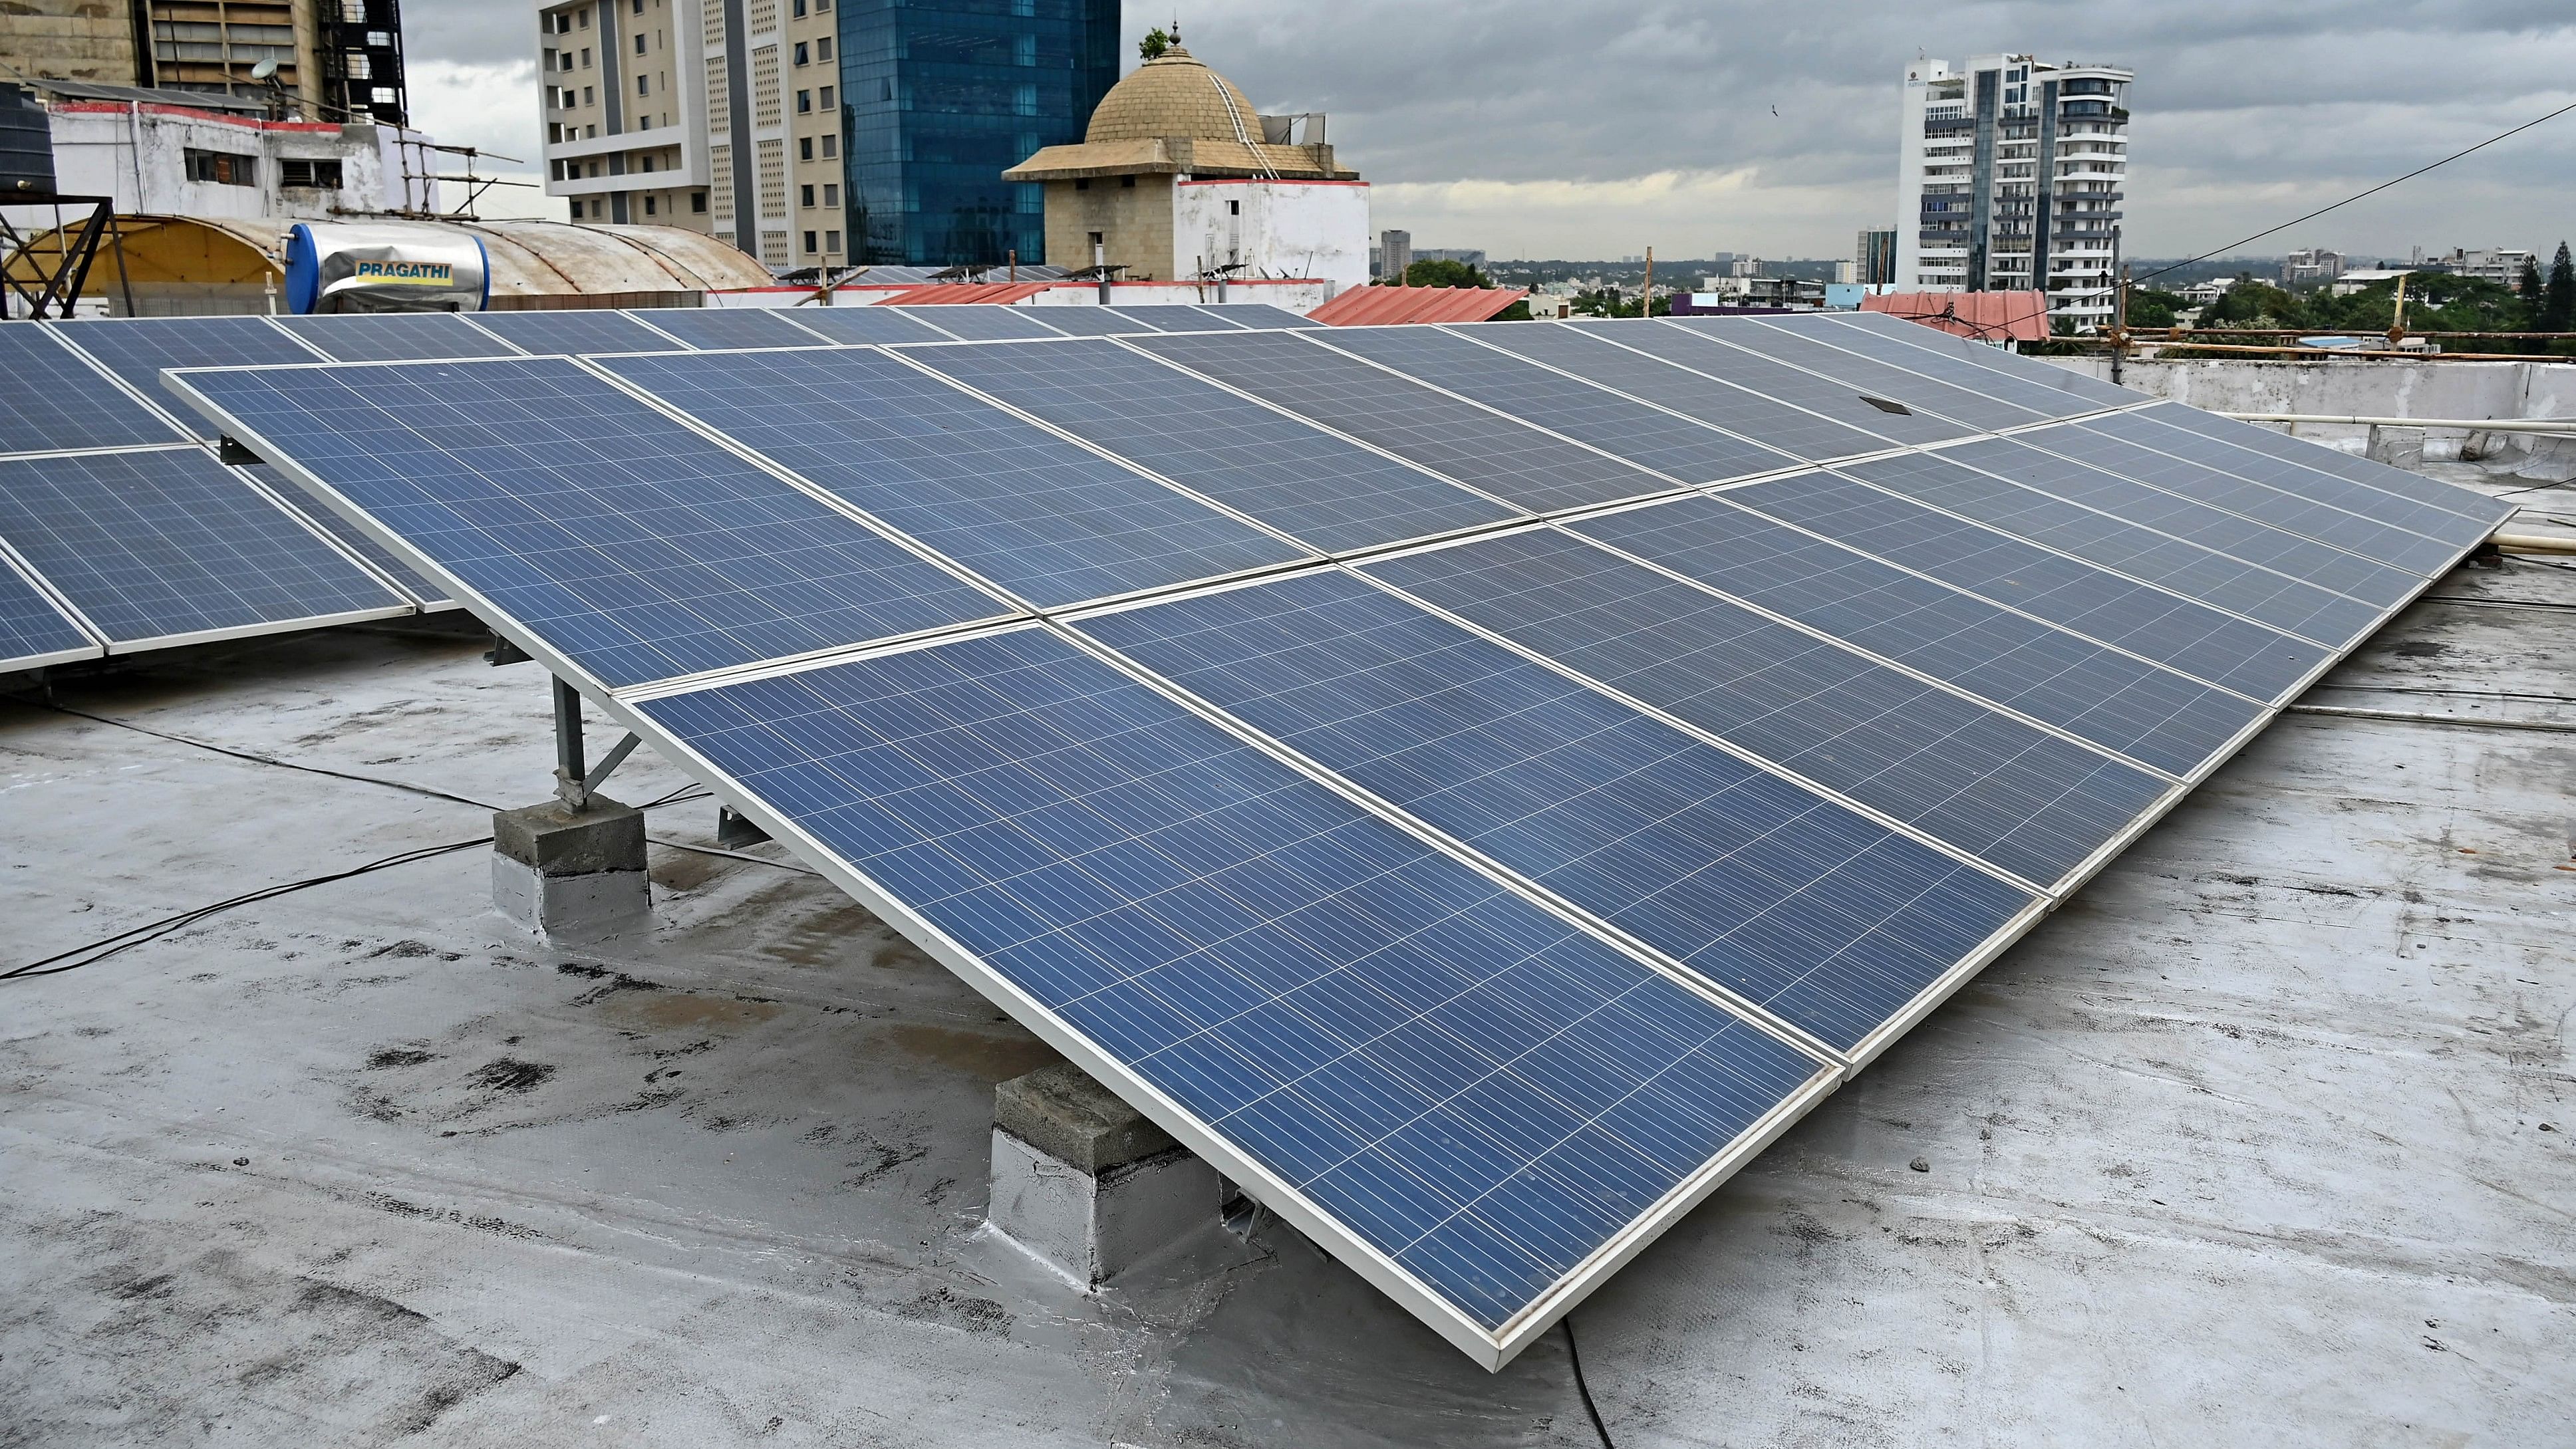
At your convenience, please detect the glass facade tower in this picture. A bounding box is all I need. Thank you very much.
[837,0,1119,267]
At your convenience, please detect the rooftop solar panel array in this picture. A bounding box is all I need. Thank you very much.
[0,553,100,671]
[893,305,1068,342]
[463,308,688,356]
[80,299,2518,1369]
[273,311,523,362]
[0,324,186,455]
[49,317,327,438]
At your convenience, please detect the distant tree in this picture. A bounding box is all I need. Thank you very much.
[2519,255,2545,310]
[2206,280,2303,329]
[1137,27,1171,60]
[1403,257,1490,289]
[2125,289,2184,329]
[2545,241,2575,332]
[1493,298,1532,321]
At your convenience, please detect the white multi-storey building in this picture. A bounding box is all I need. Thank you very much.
[535,0,837,271]
[1894,54,2130,330]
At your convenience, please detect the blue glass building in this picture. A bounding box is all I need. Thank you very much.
[837,0,1121,267]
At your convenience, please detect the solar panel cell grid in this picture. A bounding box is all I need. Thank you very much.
[1130,329,1673,513]
[464,309,691,356]
[167,356,1009,687]
[247,464,454,606]
[906,338,1522,553]
[0,556,98,668]
[2126,406,2511,535]
[1362,529,2174,888]
[780,307,950,346]
[1726,469,2332,701]
[1570,494,2267,777]
[1940,434,2425,606]
[1074,569,2039,1052]
[1840,451,2384,647]
[637,625,1825,1334]
[273,311,523,362]
[1677,318,2047,432]
[0,325,183,454]
[1815,311,2148,410]
[1209,303,1324,329]
[1018,307,1160,336]
[1316,325,1802,484]
[1105,305,1252,332]
[1570,319,1981,450]
[623,307,831,350]
[0,448,405,644]
[2039,417,2466,577]
[597,347,1308,608]
[50,317,326,438]
[1479,321,1927,459]
[893,306,1069,342]
[1754,312,2118,419]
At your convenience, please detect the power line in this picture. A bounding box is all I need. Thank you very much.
[2138,98,2576,285]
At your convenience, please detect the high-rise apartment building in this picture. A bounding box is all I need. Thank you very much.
[536,0,1115,271]
[2,0,408,123]
[1377,228,1410,281]
[1855,227,1896,285]
[1894,54,2129,329]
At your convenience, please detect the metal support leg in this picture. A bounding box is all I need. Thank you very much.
[553,676,588,811]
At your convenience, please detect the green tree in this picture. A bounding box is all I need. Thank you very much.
[2125,289,2184,329]
[2545,241,2575,332]
[1493,298,1532,321]
[1137,27,1171,60]
[2519,255,2544,311]
[2205,281,2304,329]
[1402,257,1491,289]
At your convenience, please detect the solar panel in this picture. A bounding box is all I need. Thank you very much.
[464,309,690,356]
[1018,307,1159,336]
[1554,319,1979,450]
[246,463,455,608]
[1937,433,2424,608]
[1567,493,2265,777]
[1472,320,1932,458]
[1361,528,2174,889]
[49,317,324,438]
[780,306,952,346]
[166,356,1012,688]
[0,448,408,646]
[1210,303,1324,329]
[2060,412,2476,575]
[1072,569,2039,1053]
[1314,325,1801,484]
[1674,317,2047,432]
[1836,451,2383,648]
[893,306,1070,342]
[0,552,100,670]
[623,307,831,350]
[637,624,1830,1357]
[0,323,185,454]
[273,311,523,362]
[1754,312,2119,420]
[1105,305,1251,332]
[1722,469,2331,702]
[2131,404,2513,531]
[1814,311,2148,411]
[905,338,1522,553]
[1129,329,1673,512]
[597,347,1310,607]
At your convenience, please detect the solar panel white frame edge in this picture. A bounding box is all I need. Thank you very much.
[173,368,1854,1367]
[230,462,462,613]
[0,537,108,670]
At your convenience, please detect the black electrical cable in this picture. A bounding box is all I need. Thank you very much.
[3,694,505,811]
[2137,100,2576,286]
[1564,1316,1615,1448]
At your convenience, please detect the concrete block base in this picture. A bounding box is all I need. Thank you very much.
[491,796,649,940]
[2367,424,2427,469]
[987,1062,1220,1284]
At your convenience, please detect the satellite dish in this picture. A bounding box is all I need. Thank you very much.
[251,57,278,80]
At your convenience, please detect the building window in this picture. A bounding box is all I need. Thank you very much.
[799,136,813,160]
[579,47,590,66]
[803,229,817,253]
[279,158,342,188]
[800,183,814,207]
[184,149,256,186]
[815,37,831,60]
[819,134,835,158]
[822,183,837,205]
[691,190,706,212]
[793,0,805,12]
[818,85,832,107]
[1087,230,1101,246]
[645,194,657,214]
[583,85,594,105]
[577,7,587,25]
[634,33,644,53]
[1121,174,1135,188]
[585,124,597,138]
[1073,178,1089,191]
[796,89,811,113]
[824,229,840,252]
[793,42,808,65]
[637,75,648,95]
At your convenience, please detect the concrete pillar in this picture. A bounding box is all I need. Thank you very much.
[491,795,649,940]
[2367,424,2426,470]
[988,1061,1220,1285]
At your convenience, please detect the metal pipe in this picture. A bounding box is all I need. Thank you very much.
[2491,532,2576,555]
[2215,412,2576,434]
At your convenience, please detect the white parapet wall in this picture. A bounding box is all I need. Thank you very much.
[1171,178,1370,296]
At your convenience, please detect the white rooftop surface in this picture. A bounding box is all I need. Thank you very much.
[2,476,2571,1446]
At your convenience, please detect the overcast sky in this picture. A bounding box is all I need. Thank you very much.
[410,1,2576,263]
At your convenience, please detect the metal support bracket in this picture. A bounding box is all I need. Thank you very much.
[549,676,636,812]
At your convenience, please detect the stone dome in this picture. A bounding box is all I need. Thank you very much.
[1083,46,1264,145]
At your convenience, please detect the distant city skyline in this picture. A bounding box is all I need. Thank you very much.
[404,1,2575,266]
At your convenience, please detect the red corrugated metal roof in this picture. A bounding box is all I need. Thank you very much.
[1308,285,1530,327]
[1861,290,2052,343]
[875,283,1053,306]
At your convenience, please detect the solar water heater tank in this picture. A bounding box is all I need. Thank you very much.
[285,221,490,314]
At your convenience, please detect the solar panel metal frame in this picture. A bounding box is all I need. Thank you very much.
[460,308,698,356]
[0,540,106,671]
[270,311,529,362]
[0,321,194,456]
[44,314,333,438]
